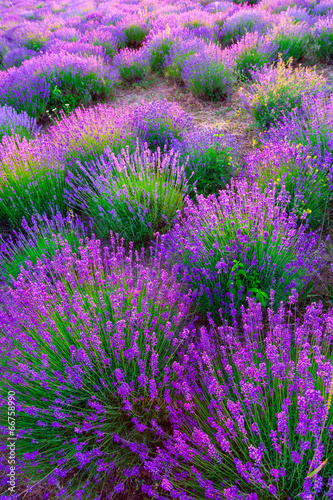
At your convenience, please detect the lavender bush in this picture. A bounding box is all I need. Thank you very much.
[240,57,327,128]
[113,47,150,82]
[0,51,116,119]
[132,99,196,152]
[0,211,90,284]
[265,94,333,170]
[158,179,323,319]
[222,32,278,80]
[311,17,333,60]
[0,235,194,497]
[0,105,40,143]
[174,128,238,197]
[181,43,235,100]
[66,145,188,243]
[267,17,310,61]
[218,8,273,47]
[0,135,66,229]
[144,295,333,500]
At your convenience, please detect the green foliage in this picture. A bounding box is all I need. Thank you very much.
[184,143,235,198]
[149,39,174,73]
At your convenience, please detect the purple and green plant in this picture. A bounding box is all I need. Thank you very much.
[240,56,327,129]
[0,211,90,284]
[66,144,188,244]
[0,235,194,497]
[143,295,333,500]
[246,140,332,226]
[158,179,324,319]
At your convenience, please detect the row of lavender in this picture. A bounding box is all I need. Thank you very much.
[0,0,333,499]
[1,0,333,118]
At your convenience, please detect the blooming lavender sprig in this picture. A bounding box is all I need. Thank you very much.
[0,105,40,143]
[143,295,333,499]
[157,178,324,319]
[0,235,194,497]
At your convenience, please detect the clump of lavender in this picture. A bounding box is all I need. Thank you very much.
[164,36,207,82]
[113,47,150,82]
[240,56,327,128]
[311,17,333,60]
[7,21,50,51]
[0,51,117,119]
[181,42,235,100]
[0,211,90,284]
[267,17,311,61]
[311,0,333,15]
[283,6,314,25]
[222,31,278,80]
[145,26,183,72]
[0,105,40,143]
[0,134,66,229]
[144,295,333,500]
[66,144,187,244]
[82,26,124,57]
[246,139,332,226]
[0,235,194,497]
[132,99,196,152]
[158,178,323,319]
[218,8,273,47]
[122,18,150,48]
[2,46,36,68]
[45,103,137,169]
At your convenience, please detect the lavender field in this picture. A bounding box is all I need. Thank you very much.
[0,0,333,498]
